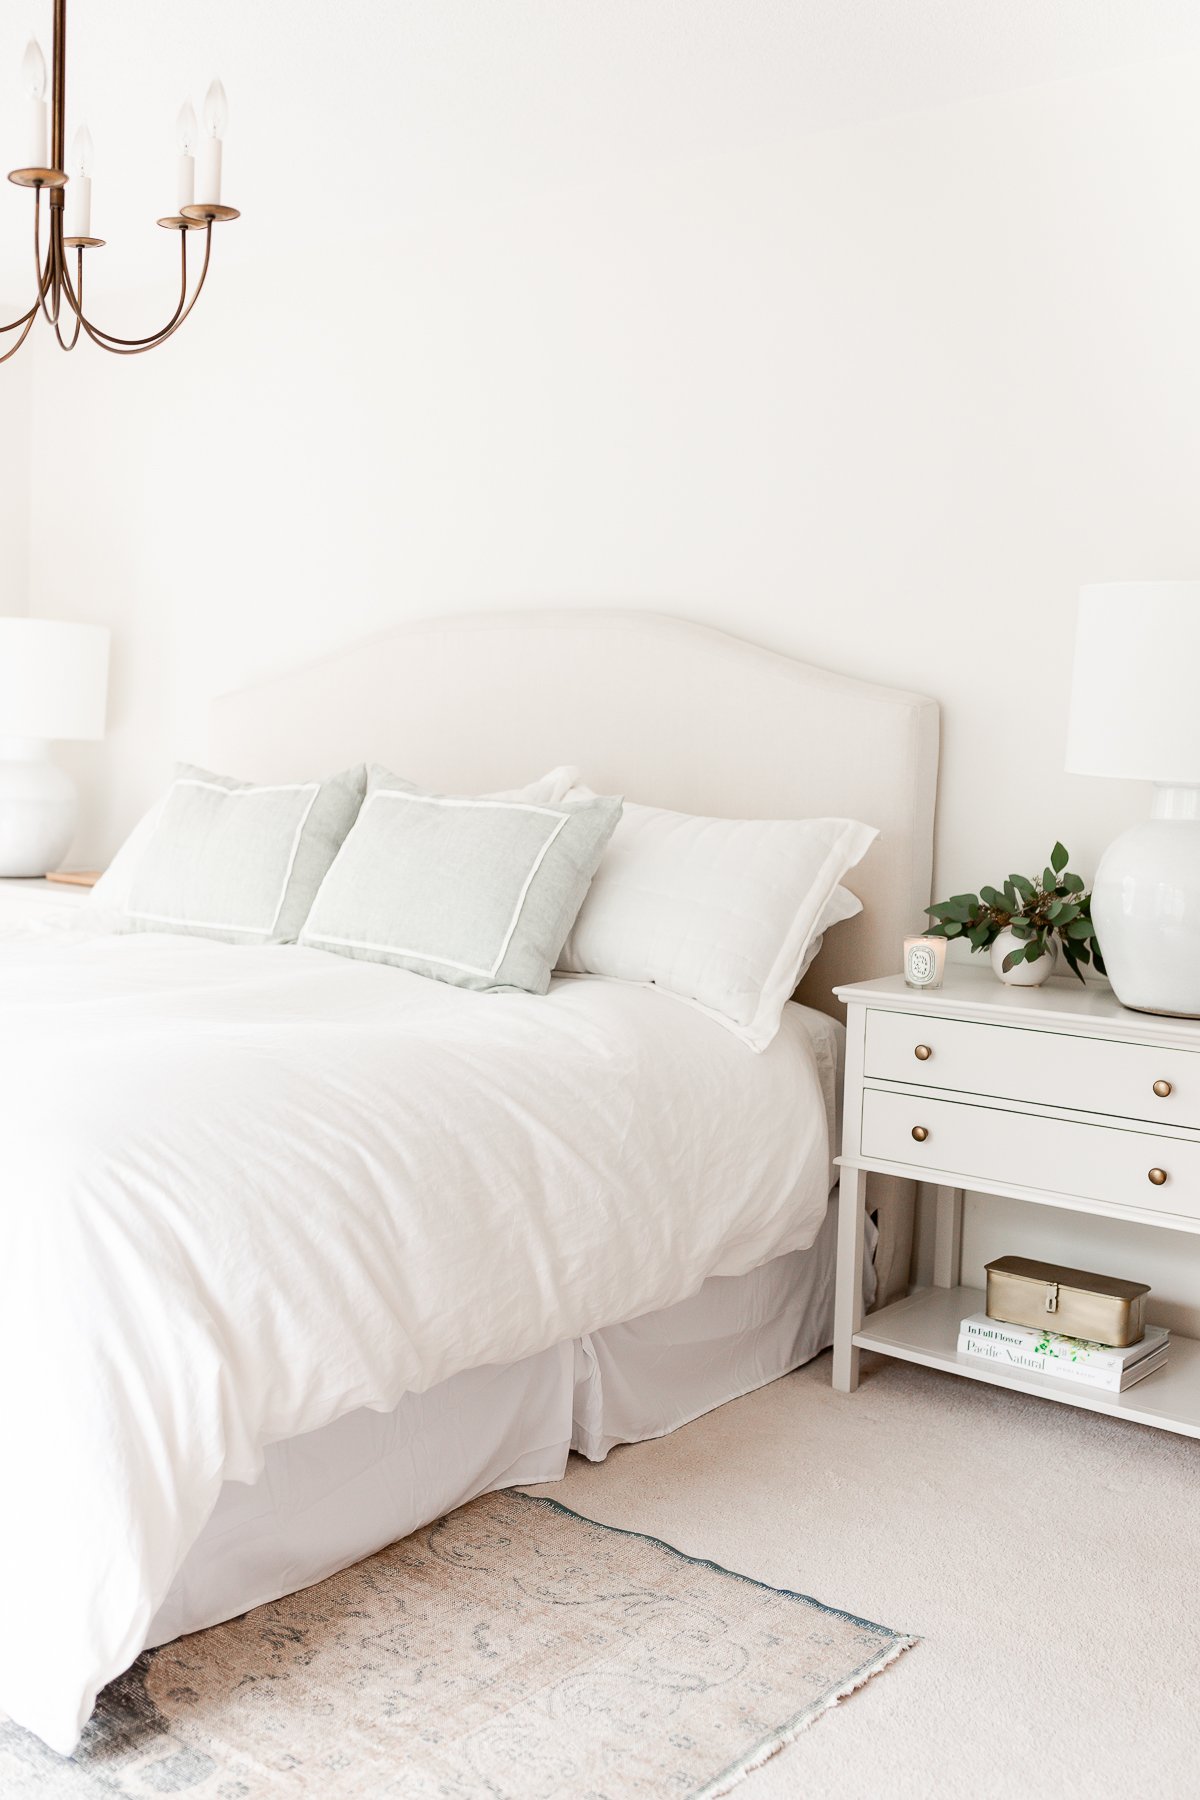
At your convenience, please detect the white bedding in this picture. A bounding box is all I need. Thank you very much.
[0,922,834,1753]
[148,1214,853,1654]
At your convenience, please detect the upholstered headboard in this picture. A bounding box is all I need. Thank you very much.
[211,609,939,1020]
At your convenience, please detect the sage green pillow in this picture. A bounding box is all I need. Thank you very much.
[299,769,623,994]
[122,762,367,944]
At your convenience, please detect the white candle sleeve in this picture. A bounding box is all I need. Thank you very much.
[177,152,195,210]
[195,137,222,205]
[64,175,91,238]
[26,96,48,167]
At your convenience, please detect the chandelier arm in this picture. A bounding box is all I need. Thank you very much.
[0,220,48,333]
[53,250,86,351]
[32,189,64,328]
[65,225,190,347]
[0,306,40,365]
[69,225,214,356]
[0,296,40,334]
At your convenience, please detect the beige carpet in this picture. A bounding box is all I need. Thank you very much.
[0,1488,912,1799]
[530,1352,1200,1800]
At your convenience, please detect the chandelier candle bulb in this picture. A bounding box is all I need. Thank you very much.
[175,102,197,210]
[196,135,221,204]
[64,126,93,238]
[195,77,228,205]
[22,39,48,167]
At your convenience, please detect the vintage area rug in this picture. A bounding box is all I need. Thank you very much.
[0,1491,915,1798]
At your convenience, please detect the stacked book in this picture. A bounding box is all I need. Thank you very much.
[957,1312,1169,1392]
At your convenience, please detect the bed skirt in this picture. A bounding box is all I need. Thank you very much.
[146,1199,865,1652]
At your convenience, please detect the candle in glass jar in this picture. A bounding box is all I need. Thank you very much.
[903,935,946,990]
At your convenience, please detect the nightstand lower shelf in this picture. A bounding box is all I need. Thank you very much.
[855,1284,1200,1439]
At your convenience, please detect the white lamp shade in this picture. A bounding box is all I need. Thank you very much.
[0,617,110,742]
[1065,582,1200,785]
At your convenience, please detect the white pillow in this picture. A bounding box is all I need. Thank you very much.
[88,796,167,915]
[490,765,580,804]
[557,795,877,1050]
[798,884,863,983]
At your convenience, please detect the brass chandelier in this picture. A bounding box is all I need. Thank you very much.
[3,0,239,362]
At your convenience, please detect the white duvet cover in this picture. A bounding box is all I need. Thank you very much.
[0,920,833,1753]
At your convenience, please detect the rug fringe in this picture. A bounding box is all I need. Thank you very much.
[692,1632,920,1800]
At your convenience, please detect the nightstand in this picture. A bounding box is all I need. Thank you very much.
[831,966,1200,1437]
[0,876,93,920]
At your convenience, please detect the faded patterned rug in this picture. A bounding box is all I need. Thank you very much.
[0,1491,915,1798]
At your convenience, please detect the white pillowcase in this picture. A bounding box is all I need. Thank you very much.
[798,884,863,982]
[88,797,168,916]
[557,794,877,1050]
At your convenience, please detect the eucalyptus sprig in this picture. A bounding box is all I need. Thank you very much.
[924,842,1106,983]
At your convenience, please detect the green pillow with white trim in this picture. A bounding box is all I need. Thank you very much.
[122,762,366,944]
[299,766,622,994]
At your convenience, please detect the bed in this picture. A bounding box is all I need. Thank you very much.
[0,610,937,1755]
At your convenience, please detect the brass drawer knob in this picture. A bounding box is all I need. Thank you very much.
[1153,1079,1173,1098]
[911,1125,929,1142]
[1148,1167,1168,1186]
[914,1044,933,1061]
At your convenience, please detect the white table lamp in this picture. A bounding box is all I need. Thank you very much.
[0,618,110,876]
[1065,582,1200,1016]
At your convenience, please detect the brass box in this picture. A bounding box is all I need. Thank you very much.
[984,1255,1150,1348]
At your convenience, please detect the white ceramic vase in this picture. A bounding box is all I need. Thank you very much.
[1089,786,1200,1017]
[0,736,78,876]
[990,927,1056,988]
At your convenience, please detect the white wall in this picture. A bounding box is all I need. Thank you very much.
[17,21,1200,1324]
[0,328,30,613]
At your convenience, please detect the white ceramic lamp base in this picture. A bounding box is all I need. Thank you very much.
[0,736,79,877]
[1091,785,1200,1018]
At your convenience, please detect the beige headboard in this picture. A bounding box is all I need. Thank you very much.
[211,608,939,1021]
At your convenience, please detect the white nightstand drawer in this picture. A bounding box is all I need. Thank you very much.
[864,1007,1200,1131]
[860,1086,1200,1221]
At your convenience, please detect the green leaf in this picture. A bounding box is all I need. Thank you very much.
[1051,842,1069,874]
[943,921,962,937]
[1093,941,1107,976]
[1010,873,1035,900]
[1009,919,1031,939]
[1046,900,1064,920]
[1001,945,1027,972]
[1024,938,1045,961]
[968,923,992,949]
[1062,872,1084,894]
[1002,880,1019,911]
[1054,902,1081,923]
[1066,919,1092,939]
[979,886,1004,908]
[1043,868,1058,894]
[929,896,978,923]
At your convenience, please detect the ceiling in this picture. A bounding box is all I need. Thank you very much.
[2,0,1199,301]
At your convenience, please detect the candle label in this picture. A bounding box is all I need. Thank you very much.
[903,938,945,988]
